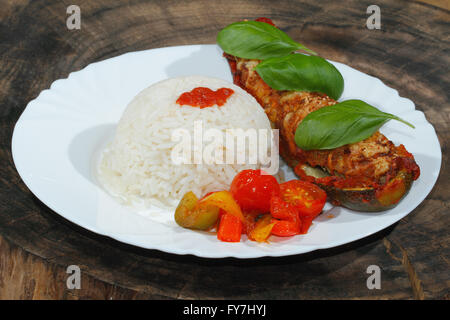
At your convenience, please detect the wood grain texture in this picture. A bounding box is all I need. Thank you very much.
[0,0,448,299]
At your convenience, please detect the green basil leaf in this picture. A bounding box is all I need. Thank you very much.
[255,54,344,100]
[217,21,316,59]
[295,99,415,150]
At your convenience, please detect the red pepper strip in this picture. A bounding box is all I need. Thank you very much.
[217,213,242,242]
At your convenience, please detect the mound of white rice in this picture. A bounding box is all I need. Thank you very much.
[97,75,273,208]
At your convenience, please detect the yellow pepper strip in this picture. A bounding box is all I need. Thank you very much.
[248,214,276,243]
[199,191,245,222]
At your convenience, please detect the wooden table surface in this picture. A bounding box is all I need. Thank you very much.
[0,0,448,299]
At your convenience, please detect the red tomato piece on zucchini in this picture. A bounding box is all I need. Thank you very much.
[255,17,276,27]
[230,169,280,213]
[279,180,326,218]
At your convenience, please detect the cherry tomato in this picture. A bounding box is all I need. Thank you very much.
[279,180,326,218]
[300,216,314,234]
[270,196,298,221]
[269,196,301,237]
[271,220,301,237]
[230,169,280,213]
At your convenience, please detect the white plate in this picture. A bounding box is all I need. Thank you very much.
[12,45,441,258]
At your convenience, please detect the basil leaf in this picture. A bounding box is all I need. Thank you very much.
[217,21,316,59]
[295,99,415,150]
[255,54,344,100]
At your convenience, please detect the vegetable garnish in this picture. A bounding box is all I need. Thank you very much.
[201,191,245,222]
[230,169,280,213]
[270,196,301,237]
[271,220,301,237]
[174,170,328,243]
[217,20,316,60]
[295,99,415,150]
[217,18,343,100]
[279,180,327,219]
[247,214,275,243]
[174,192,220,230]
[174,191,243,231]
[217,213,242,242]
[255,54,344,100]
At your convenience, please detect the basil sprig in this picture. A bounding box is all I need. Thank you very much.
[295,100,414,150]
[217,21,316,59]
[217,20,414,150]
[255,54,344,100]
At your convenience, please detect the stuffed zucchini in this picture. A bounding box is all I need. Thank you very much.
[223,53,420,212]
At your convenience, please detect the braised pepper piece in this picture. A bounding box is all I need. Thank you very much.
[217,213,243,242]
[201,191,245,222]
[174,191,220,230]
[247,214,276,243]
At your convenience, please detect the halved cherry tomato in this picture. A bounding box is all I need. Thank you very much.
[279,180,326,218]
[300,216,314,234]
[230,169,280,213]
[269,196,301,237]
[270,196,298,221]
[217,213,242,242]
[271,220,301,237]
